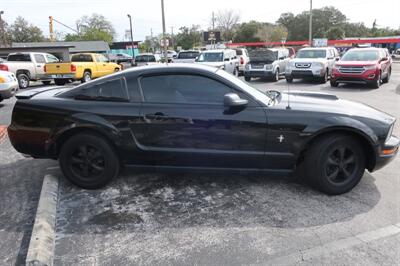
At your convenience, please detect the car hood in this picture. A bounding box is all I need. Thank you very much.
[269,91,395,125]
[335,61,378,66]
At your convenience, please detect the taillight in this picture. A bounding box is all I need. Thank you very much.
[0,64,9,71]
[71,64,76,72]
[240,57,244,65]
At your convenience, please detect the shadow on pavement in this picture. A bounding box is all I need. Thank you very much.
[56,169,380,234]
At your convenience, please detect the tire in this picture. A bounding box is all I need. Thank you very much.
[330,80,339,87]
[17,74,30,89]
[303,134,366,195]
[59,133,120,189]
[272,69,279,82]
[286,76,293,83]
[382,68,391,83]
[320,70,328,83]
[81,71,92,83]
[245,76,251,82]
[233,67,239,77]
[371,72,381,89]
[42,80,51,86]
[54,79,67,86]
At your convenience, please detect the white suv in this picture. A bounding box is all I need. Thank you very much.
[195,49,239,75]
[235,48,250,75]
[285,47,340,83]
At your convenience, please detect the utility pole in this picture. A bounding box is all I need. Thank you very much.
[49,16,54,42]
[127,14,135,57]
[211,11,216,49]
[150,28,154,53]
[309,0,313,46]
[171,26,174,49]
[0,11,5,47]
[161,0,168,62]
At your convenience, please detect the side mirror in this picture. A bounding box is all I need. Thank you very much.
[279,57,285,60]
[195,56,199,62]
[380,57,388,62]
[224,58,230,61]
[224,93,248,108]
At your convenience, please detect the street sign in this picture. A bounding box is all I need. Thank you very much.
[160,38,169,47]
[313,38,328,47]
[203,31,221,44]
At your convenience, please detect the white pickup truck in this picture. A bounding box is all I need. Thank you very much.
[0,52,59,88]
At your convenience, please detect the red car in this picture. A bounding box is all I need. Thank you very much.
[330,48,392,88]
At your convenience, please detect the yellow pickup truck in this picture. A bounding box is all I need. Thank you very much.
[45,53,121,85]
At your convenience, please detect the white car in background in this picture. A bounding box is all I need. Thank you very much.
[235,48,250,75]
[0,70,19,102]
[173,50,200,63]
[195,49,239,75]
[133,53,161,67]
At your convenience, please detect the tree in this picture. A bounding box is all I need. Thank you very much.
[175,25,202,50]
[214,10,240,41]
[65,14,115,43]
[326,26,345,40]
[233,21,262,43]
[255,24,288,43]
[8,16,45,42]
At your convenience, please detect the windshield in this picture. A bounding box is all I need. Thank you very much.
[296,49,326,59]
[341,50,380,61]
[249,49,277,62]
[177,52,199,59]
[197,52,223,62]
[216,69,273,104]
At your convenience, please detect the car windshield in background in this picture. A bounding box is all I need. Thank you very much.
[296,49,326,59]
[197,52,223,62]
[7,54,31,62]
[135,55,156,62]
[249,49,277,62]
[177,52,199,59]
[341,50,380,61]
[71,54,93,62]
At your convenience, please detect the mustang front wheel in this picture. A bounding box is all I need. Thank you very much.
[59,133,120,189]
[304,134,365,195]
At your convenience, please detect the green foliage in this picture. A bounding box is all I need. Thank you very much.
[64,14,115,44]
[175,25,202,50]
[326,26,345,40]
[8,16,45,42]
[234,21,262,42]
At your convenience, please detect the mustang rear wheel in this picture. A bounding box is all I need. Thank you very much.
[59,133,120,189]
[303,134,365,195]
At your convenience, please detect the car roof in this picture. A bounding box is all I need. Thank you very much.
[347,48,382,52]
[202,49,234,53]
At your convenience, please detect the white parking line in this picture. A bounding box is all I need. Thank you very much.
[264,224,400,265]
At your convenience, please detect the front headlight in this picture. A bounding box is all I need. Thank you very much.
[385,123,394,143]
[265,64,273,70]
[0,77,5,83]
[245,64,250,70]
[313,62,324,68]
[364,65,377,70]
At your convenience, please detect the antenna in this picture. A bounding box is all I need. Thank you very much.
[286,79,291,110]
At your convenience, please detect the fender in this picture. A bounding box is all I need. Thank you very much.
[46,112,121,156]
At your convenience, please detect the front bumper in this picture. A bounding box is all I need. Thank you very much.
[331,69,379,84]
[244,70,274,78]
[374,135,399,171]
[0,82,19,99]
[286,68,326,79]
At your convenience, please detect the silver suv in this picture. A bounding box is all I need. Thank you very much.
[244,48,289,82]
[285,47,340,83]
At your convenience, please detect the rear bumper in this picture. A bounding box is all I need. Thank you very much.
[373,135,399,171]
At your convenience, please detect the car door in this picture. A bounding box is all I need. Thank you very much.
[97,54,113,75]
[379,49,389,77]
[135,72,267,169]
[33,54,46,78]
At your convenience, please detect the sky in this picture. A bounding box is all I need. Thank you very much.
[1,0,400,41]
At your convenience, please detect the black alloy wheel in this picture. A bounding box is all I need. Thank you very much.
[324,146,357,185]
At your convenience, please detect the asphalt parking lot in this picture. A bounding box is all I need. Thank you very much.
[0,63,399,265]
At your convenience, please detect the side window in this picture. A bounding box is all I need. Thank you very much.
[74,78,129,102]
[34,54,46,63]
[7,54,31,62]
[140,74,232,104]
[46,54,59,63]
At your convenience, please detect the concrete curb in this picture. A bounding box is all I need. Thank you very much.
[26,174,59,266]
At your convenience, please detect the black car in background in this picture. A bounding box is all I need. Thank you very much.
[8,64,399,195]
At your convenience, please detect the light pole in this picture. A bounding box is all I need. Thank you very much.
[161,0,168,62]
[309,0,313,46]
[127,14,135,57]
[0,11,5,47]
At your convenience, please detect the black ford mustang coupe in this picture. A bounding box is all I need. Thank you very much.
[8,64,399,195]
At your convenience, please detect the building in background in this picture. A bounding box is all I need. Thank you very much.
[109,41,140,57]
